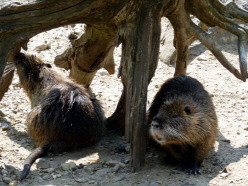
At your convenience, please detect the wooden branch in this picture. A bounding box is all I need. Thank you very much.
[0,0,125,78]
[190,21,243,80]
[54,24,117,86]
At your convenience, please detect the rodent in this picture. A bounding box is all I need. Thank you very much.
[14,52,105,180]
[147,75,218,174]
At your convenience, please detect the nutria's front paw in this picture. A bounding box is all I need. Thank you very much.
[171,162,201,175]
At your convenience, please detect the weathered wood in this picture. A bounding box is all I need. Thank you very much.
[0,70,14,101]
[0,0,126,78]
[117,0,163,171]
[54,24,117,87]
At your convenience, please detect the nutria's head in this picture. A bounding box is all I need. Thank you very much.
[149,98,201,146]
[14,53,52,94]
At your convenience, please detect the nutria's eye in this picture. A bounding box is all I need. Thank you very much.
[33,70,40,81]
[45,63,52,68]
[184,106,191,115]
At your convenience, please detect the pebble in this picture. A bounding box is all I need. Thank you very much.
[125,144,130,152]
[2,177,11,184]
[8,181,17,186]
[36,158,51,169]
[0,182,7,186]
[119,163,126,168]
[1,123,9,131]
[4,164,16,175]
[106,160,119,167]
[88,180,95,184]
[97,69,109,76]
[52,175,57,179]
[83,166,94,175]
[1,169,8,175]
[43,168,54,173]
[111,164,121,173]
[60,162,77,171]
[35,42,51,51]
[123,160,129,164]
[150,182,159,186]
[75,178,88,183]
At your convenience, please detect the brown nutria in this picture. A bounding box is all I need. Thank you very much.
[147,75,218,174]
[14,52,105,180]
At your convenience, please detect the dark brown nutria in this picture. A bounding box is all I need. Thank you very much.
[147,75,218,174]
[14,52,105,180]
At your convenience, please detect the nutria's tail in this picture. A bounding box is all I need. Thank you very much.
[20,141,68,181]
[20,146,48,181]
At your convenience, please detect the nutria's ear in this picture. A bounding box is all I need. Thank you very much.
[45,63,52,68]
[184,106,191,115]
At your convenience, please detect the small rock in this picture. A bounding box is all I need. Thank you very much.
[4,164,16,175]
[113,176,126,182]
[60,163,70,171]
[157,181,162,185]
[57,174,61,178]
[1,169,8,175]
[123,160,129,164]
[8,181,17,186]
[75,178,88,183]
[1,123,9,131]
[111,164,121,173]
[106,160,119,167]
[2,177,11,184]
[42,174,51,180]
[150,182,159,186]
[36,158,50,169]
[119,163,126,168]
[78,163,84,169]
[0,182,7,186]
[88,180,95,184]
[35,42,51,51]
[97,69,108,76]
[60,162,77,171]
[52,175,57,179]
[83,166,93,175]
[125,144,130,152]
[243,155,247,158]
[43,168,54,174]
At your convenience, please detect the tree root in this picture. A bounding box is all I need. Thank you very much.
[166,0,248,81]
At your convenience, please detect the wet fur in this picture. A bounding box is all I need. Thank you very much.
[14,53,104,180]
[147,75,218,174]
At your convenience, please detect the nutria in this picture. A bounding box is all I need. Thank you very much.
[14,52,105,180]
[147,75,218,174]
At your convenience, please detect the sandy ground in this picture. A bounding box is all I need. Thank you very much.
[0,22,248,186]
